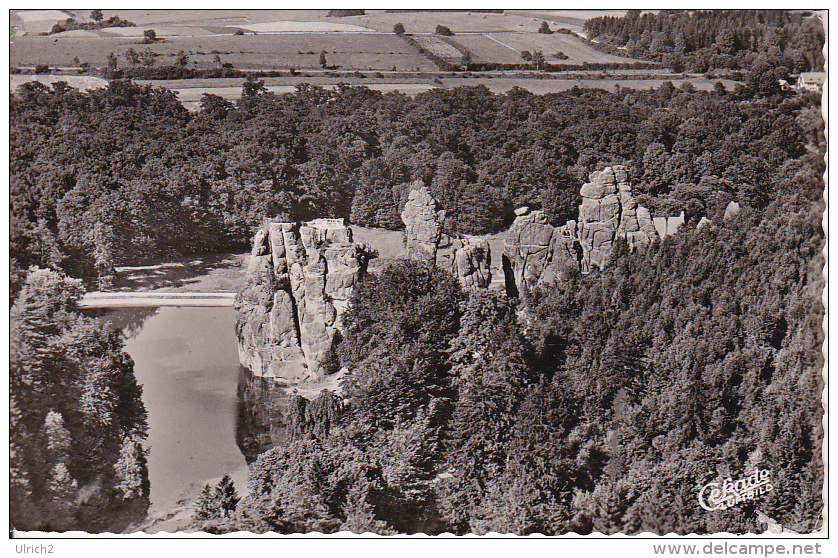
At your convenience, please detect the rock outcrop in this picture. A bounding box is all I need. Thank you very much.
[502,209,556,296]
[503,165,658,294]
[235,218,369,382]
[401,184,445,263]
[455,238,492,290]
[724,201,741,221]
[401,184,492,290]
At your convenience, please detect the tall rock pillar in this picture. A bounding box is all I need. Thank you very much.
[235,218,369,382]
[401,183,446,263]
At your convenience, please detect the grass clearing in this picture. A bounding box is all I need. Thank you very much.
[350,226,407,261]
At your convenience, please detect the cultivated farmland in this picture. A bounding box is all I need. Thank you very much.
[10,33,438,71]
[457,32,641,65]
[413,36,464,61]
[448,34,523,64]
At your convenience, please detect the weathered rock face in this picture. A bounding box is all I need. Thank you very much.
[724,201,741,221]
[502,165,658,294]
[235,218,369,382]
[455,238,492,290]
[402,185,492,290]
[503,209,556,295]
[401,183,445,263]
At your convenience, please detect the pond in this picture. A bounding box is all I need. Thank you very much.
[98,305,251,515]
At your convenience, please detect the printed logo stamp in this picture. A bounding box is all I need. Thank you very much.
[698,468,774,511]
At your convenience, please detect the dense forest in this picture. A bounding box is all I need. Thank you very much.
[176,73,822,534]
[10,69,822,286]
[10,268,150,532]
[584,10,825,73]
[194,179,824,533]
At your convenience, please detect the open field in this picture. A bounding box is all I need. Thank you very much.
[10,10,653,72]
[10,9,735,102]
[414,36,465,60]
[237,21,375,33]
[449,34,523,64]
[335,10,563,34]
[451,32,641,65]
[11,33,438,71]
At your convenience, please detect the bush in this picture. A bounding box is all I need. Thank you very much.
[141,29,158,44]
[393,22,406,35]
[435,24,454,36]
[34,64,50,74]
[234,29,245,35]
[539,21,553,34]
[554,51,569,60]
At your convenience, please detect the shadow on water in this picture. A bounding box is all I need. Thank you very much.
[112,252,245,292]
[235,367,346,463]
[81,307,161,340]
[235,366,295,464]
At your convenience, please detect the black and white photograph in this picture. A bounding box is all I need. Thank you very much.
[7,3,828,548]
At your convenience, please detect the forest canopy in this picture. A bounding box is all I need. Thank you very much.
[584,10,825,73]
[10,76,823,285]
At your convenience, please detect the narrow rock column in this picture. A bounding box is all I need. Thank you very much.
[502,207,555,295]
[401,184,445,263]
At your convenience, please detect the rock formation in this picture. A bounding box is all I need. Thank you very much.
[235,218,369,382]
[455,237,492,290]
[503,165,658,295]
[401,183,445,263]
[502,209,556,296]
[401,184,492,290]
[724,201,741,221]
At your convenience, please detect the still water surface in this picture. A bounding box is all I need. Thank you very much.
[105,306,248,514]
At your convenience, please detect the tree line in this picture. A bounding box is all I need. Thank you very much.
[10,74,821,287]
[584,10,824,74]
[10,269,150,532]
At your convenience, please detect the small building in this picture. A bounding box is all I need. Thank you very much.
[796,72,826,93]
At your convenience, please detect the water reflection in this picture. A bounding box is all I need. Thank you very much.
[82,306,160,339]
[235,367,294,463]
[235,368,344,463]
[90,306,247,515]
